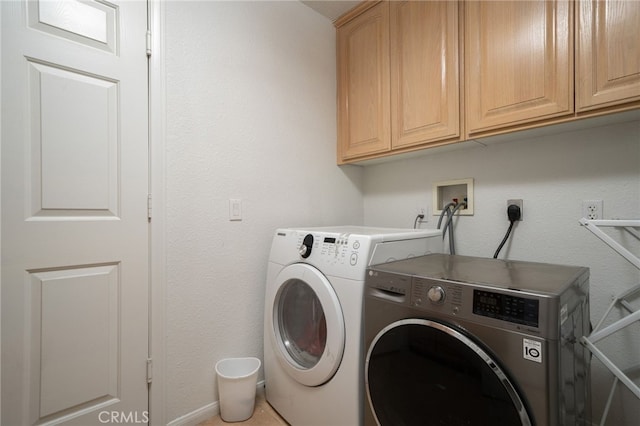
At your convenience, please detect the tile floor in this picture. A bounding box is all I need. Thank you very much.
[198,393,288,426]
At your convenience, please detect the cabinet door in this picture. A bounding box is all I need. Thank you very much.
[465,0,573,134]
[337,2,390,161]
[391,1,460,148]
[577,0,640,111]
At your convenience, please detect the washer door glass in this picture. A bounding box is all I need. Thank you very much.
[271,263,345,386]
[278,279,327,368]
[366,319,531,426]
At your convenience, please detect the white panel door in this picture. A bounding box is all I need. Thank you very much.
[1,1,149,424]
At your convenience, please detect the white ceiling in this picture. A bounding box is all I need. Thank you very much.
[300,0,361,22]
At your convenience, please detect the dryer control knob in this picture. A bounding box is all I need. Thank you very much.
[427,286,445,304]
[299,234,314,259]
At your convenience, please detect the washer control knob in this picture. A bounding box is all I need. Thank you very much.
[427,286,445,304]
[299,234,314,259]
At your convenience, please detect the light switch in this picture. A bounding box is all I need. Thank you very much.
[229,198,242,221]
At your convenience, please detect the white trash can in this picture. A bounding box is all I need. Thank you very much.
[215,357,261,422]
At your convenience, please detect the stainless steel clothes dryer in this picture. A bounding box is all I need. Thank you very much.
[364,254,590,426]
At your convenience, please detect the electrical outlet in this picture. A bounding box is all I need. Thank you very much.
[417,207,429,223]
[507,199,523,221]
[582,200,603,220]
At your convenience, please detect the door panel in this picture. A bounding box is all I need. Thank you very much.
[31,265,119,420]
[337,2,391,161]
[1,0,149,424]
[30,60,118,215]
[465,0,573,133]
[576,0,640,111]
[391,0,460,148]
[33,0,116,47]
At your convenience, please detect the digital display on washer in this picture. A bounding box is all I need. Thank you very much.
[324,237,336,243]
[473,290,539,327]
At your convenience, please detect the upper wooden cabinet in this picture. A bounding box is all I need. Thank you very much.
[576,0,640,112]
[336,0,640,164]
[390,1,460,149]
[336,1,460,163]
[337,2,390,161]
[465,0,573,135]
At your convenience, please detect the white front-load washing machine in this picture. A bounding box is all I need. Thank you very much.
[263,226,442,426]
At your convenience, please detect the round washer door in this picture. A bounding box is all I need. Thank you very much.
[366,319,532,426]
[269,263,345,387]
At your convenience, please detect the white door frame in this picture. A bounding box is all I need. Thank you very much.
[0,3,3,422]
[149,1,167,424]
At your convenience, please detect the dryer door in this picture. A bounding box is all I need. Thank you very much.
[269,263,345,387]
[366,319,532,426]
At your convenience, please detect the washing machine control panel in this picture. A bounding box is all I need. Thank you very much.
[412,278,464,312]
[473,290,540,328]
[294,232,373,279]
[407,278,544,329]
[366,273,548,334]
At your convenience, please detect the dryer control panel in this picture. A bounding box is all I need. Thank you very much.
[296,233,366,265]
[270,227,442,281]
[269,226,442,281]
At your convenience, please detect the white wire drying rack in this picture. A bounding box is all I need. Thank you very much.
[578,218,640,426]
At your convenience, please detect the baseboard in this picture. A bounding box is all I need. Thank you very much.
[166,381,265,426]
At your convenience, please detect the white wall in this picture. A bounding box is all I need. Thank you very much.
[163,1,362,422]
[363,119,640,425]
